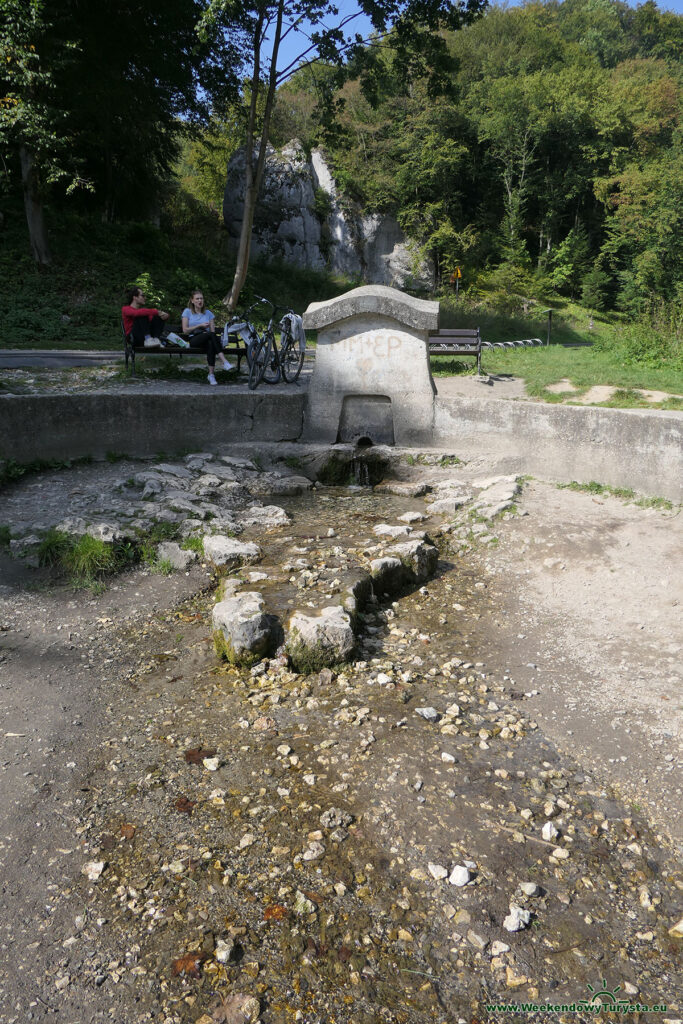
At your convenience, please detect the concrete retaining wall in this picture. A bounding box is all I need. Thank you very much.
[434,394,682,501]
[1,389,680,501]
[0,392,305,463]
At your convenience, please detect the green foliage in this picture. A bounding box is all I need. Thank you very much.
[181,536,204,554]
[0,525,11,548]
[556,479,674,510]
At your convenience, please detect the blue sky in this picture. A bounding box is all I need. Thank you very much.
[273,0,683,76]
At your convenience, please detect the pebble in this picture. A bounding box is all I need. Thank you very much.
[449,866,470,887]
[428,863,448,880]
[541,821,559,841]
[415,707,440,722]
[82,860,105,881]
[503,904,532,932]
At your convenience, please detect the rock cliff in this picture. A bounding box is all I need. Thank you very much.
[223,140,432,289]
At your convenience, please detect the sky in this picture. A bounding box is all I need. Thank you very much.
[272,0,683,76]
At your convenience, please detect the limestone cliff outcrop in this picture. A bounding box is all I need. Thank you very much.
[223,140,432,289]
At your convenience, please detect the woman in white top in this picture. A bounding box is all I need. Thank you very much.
[181,289,233,385]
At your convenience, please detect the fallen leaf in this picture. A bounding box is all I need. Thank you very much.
[185,746,217,764]
[120,823,136,840]
[174,796,196,815]
[171,952,206,979]
[264,904,289,921]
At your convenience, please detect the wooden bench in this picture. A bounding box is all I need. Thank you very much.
[122,321,249,377]
[428,328,482,375]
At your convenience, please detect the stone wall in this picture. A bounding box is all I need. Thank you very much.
[223,140,432,289]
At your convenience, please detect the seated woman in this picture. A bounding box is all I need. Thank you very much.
[182,289,233,385]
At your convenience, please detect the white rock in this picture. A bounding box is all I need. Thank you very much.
[203,757,220,771]
[303,841,325,861]
[519,882,539,897]
[203,535,260,567]
[82,861,105,882]
[541,821,559,842]
[491,940,510,956]
[428,863,448,880]
[214,938,235,963]
[503,904,531,932]
[449,866,470,887]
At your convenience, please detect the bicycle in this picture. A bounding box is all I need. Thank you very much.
[222,299,266,368]
[248,298,305,390]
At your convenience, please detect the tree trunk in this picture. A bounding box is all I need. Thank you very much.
[224,0,284,312]
[19,145,51,265]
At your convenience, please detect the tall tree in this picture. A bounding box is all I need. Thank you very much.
[0,0,73,263]
[0,0,238,259]
[199,0,485,311]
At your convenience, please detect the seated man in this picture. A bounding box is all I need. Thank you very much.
[122,287,184,348]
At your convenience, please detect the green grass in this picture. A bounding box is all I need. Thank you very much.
[0,525,12,547]
[34,520,187,588]
[0,456,93,488]
[556,480,675,510]
[433,342,683,395]
[435,294,682,398]
[181,535,204,554]
[0,202,349,351]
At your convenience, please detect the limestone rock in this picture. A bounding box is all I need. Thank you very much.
[369,556,405,594]
[156,542,197,570]
[223,139,431,287]
[386,538,438,582]
[203,535,260,568]
[212,591,276,665]
[287,605,355,672]
[237,505,291,528]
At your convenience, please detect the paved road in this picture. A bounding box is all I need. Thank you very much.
[0,350,122,368]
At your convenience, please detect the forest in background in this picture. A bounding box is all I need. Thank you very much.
[1,0,681,368]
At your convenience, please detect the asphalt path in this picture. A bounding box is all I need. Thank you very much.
[0,350,122,368]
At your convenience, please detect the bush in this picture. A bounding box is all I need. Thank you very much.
[621,323,681,368]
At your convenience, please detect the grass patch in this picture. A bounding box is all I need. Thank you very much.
[556,480,674,510]
[481,345,683,397]
[33,520,187,588]
[37,529,133,585]
[0,456,93,488]
[435,295,682,397]
[181,535,204,554]
[0,525,11,548]
[0,202,349,351]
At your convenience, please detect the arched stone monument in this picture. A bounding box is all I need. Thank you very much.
[302,285,439,445]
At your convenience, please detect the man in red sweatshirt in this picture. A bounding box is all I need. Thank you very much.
[121,286,183,348]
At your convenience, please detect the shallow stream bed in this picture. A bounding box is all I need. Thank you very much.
[0,454,681,1024]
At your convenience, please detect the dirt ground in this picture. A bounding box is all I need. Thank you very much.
[0,451,681,1023]
[456,475,682,840]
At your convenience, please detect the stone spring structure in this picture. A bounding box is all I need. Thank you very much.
[0,284,681,500]
[302,285,439,446]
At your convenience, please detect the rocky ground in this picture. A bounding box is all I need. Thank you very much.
[0,445,681,1024]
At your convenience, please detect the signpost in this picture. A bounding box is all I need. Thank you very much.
[450,266,462,299]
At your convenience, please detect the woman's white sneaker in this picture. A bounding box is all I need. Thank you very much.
[207,372,218,386]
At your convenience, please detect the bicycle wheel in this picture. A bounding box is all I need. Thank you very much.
[262,334,281,384]
[281,331,305,383]
[248,335,271,390]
